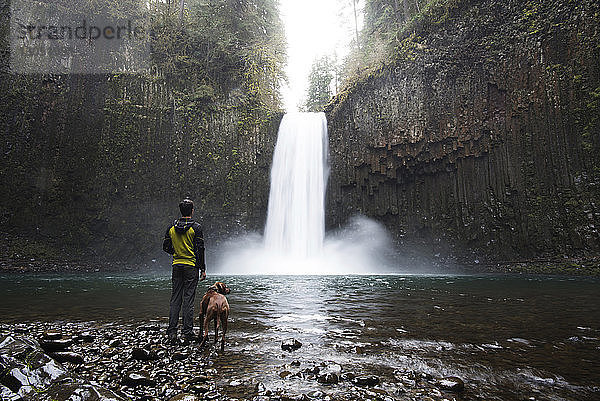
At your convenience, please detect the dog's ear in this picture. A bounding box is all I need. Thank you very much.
[215,282,225,294]
[225,286,231,294]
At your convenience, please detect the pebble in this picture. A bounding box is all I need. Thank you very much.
[317,373,339,384]
[132,347,158,361]
[122,371,156,387]
[1,322,470,401]
[353,375,380,386]
[436,376,465,392]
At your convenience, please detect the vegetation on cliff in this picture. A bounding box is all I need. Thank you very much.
[0,0,286,265]
[326,0,600,271]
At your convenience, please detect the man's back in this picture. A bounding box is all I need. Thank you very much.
[164,217,205,270]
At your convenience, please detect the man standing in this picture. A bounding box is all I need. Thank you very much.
[163,198,206,343]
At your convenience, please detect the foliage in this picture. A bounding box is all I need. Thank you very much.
[340,0,465,84]
[303,55,336,112]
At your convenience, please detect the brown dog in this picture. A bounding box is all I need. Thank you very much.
[199,281,230,351]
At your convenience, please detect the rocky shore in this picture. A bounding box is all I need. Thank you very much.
[1,321,467,401]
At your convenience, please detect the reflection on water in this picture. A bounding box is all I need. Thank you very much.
[1,273,599,399]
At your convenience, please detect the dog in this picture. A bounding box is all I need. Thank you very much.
[199,281,230,351]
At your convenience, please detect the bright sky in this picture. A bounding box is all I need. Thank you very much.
[279,0,362,111]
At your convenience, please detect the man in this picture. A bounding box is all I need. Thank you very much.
[163,198,206,344]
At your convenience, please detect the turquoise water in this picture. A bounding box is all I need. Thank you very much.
[1,273,599,399]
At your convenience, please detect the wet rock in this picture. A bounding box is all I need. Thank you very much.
[317,373,339,384]
[109,339,123,347]
[0,335,124,400]
[353,375,380,386]
[307,390,324,399]
[168,393,202,401]
[50,351,84,364]
[436,376,464,392]
[40,337,73,352]
[203,390,221,400]
[190,384,210,395]
[102,347,118,357]
[282,338,302,351]
[172,351,188,361]
[279,370,293,378]
[189,375,209,384]
[76,331,95,343]
[256,381,267,394]
[280,393,309,401]
[132,347,158,361]
[42,330,62,341]
[303,366,320,375]
[290,360,301,367]
[122,371,156,387]
[340,372,355,382]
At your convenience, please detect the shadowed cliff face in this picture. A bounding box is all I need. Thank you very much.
[326,0,600,264]
[0,72,283,265]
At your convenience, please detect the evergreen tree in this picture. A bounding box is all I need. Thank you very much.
[304,55,334,112]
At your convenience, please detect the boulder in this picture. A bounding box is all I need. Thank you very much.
[42,330,63,341]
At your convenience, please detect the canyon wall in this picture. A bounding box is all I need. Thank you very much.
[0,73,282,264]
[326,0,600,265]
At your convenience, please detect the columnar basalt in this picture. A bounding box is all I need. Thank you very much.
[326,0,600,265]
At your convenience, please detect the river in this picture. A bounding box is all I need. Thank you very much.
[1,273,599,400]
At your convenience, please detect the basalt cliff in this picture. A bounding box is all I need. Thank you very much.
[326,0,600,268]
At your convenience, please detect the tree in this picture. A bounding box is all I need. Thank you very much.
[303,56,335,112]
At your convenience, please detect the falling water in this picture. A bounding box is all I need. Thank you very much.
[215,112,393,274]
[264,112,329,258]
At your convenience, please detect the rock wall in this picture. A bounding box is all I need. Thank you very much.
[326,0,600,264]
[0,73,283,265]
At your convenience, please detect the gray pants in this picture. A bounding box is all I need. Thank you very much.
[167,264,199,337]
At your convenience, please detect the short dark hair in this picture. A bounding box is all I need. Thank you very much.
[179,198,194,216]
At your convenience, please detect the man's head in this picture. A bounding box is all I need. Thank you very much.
[179,198,194,217]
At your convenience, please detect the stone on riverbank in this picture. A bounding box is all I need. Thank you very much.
[49,351,84,364]
[436,376,465,392]
[317,373,339,384]
[131,347,158,361]
[122,371,156,387]
[282,338,302,352]
[353,375,380,386]
[39,337,73,352]
[0,335,124,400]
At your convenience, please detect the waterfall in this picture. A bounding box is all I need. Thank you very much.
[264,112,329,258]
[215,112,393,275]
